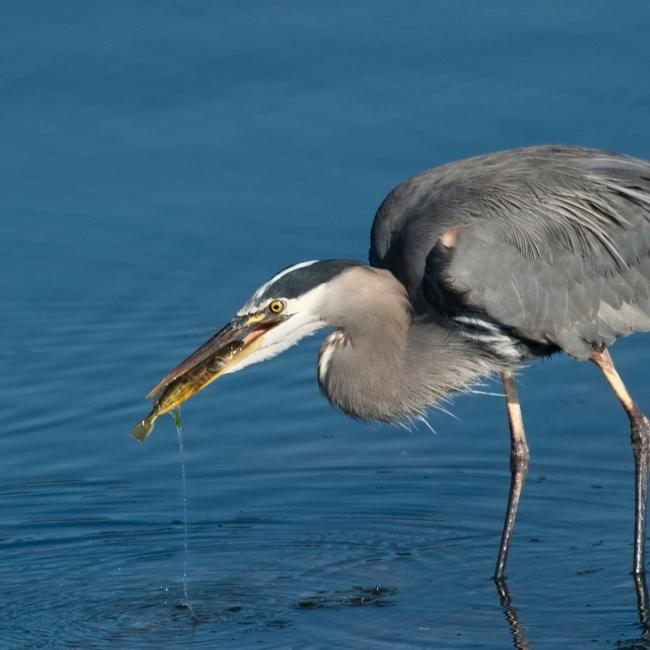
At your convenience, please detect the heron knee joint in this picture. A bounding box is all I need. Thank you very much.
[632,413,650,449]
[510,441,530,473]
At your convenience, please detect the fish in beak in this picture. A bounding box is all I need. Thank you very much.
[132,312,286,442]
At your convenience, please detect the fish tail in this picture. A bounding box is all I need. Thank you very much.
[132,414,157,442]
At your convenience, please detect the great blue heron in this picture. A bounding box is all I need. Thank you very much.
[148,145,650,581]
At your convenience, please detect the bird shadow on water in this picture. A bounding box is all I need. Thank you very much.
[497,574,650,650]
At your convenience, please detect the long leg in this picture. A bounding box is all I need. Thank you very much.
[591,347,650,576]
[494,371,530,581]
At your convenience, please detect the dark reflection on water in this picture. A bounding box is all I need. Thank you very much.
[296,585,398,610]
[496,580,532,650]
[621,574,650,650]
[3,0,650,648]
[496,574,650,650]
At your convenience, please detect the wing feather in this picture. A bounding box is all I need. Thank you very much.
[370,145,650,358]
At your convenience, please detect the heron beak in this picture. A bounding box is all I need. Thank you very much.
[145,312,286,399]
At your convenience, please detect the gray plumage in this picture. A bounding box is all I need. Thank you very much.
[314,264,510,422]
[318,145,650,421]
[371,145,650,360]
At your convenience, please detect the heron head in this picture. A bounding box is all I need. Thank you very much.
[146,259,363,398]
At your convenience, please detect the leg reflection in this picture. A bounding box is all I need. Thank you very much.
[629,572,650,648]
[606,573,650,649]
[494,578,530,650]
[494,573,650,649]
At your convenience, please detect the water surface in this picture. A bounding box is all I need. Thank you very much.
[2,2,650,648]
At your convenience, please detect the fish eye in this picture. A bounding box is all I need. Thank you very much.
[268,300,285,314]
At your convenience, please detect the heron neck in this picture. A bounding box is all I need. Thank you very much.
[318,314,504,422]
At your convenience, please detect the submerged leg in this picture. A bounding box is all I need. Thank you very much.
[494,372,530,581]
[591,347,650,576]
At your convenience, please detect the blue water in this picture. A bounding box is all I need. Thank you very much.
[2,2,650,648]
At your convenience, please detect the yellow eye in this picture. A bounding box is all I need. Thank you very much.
[269,300,285,314]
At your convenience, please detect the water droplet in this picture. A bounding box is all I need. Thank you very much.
[174,410,197,619]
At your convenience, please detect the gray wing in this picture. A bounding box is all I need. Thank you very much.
[370,145,650,359]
